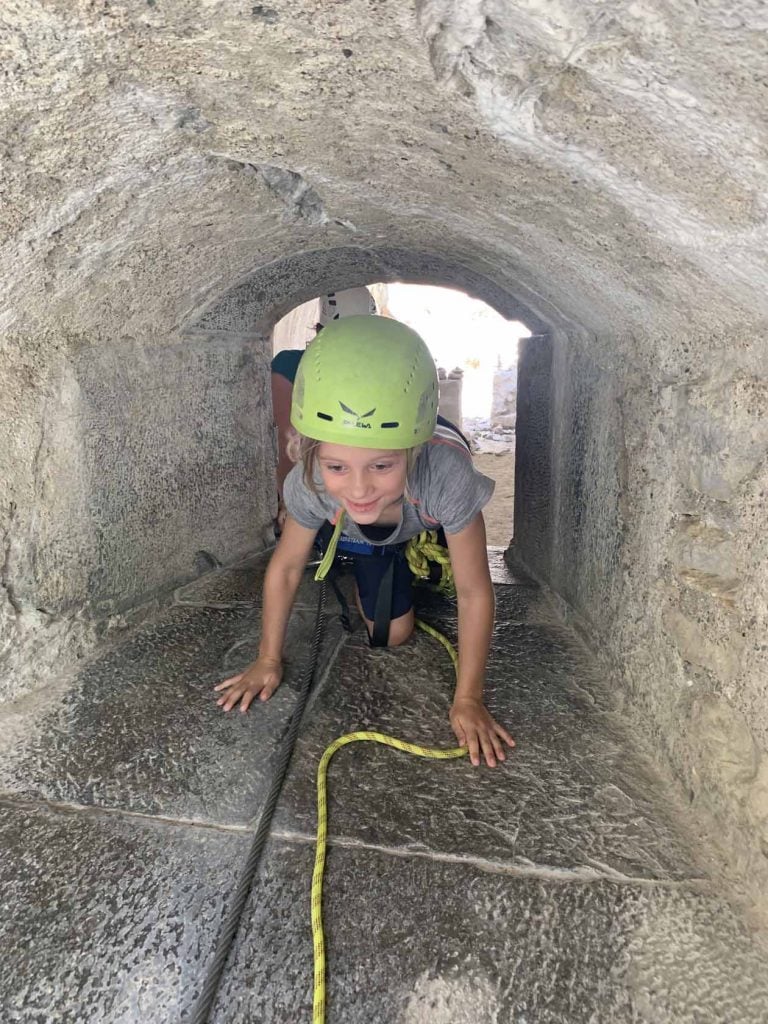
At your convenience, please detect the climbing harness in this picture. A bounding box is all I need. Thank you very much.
[310,619,467,1024]
[314,511,457,647]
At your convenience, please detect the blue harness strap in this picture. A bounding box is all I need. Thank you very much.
[335,534,402,558]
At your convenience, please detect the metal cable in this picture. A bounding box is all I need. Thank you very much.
[187,582,327,1024]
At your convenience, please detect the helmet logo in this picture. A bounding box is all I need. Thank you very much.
[339,400,376,429]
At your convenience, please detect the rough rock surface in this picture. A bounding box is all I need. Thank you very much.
[2,557,767,1022]
[2,0,768,936]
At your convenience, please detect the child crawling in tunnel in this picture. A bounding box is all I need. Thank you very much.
[214,315,514,768]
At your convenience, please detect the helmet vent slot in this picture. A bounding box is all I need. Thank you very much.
[316,412,333,421]
[381,421,399,429]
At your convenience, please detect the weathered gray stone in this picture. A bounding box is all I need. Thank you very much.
[0,799,249,1024]
[746,759,768,857]
[672,536,740,603]
[213,840,768,1024]
[173,550,321,611]
[683,377,768,502]
[0,601,345,826]
[690,693,760,789]
[1,561,766,1022]
[3,0,768,949]
[486,546,533,586]
[663,609,742,683]
[273,612,700,882]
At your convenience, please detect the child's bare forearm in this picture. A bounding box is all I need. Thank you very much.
[258,557,306,661]
[453,582,495,702]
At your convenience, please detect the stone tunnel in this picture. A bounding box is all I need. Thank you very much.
[2,2,768,1021]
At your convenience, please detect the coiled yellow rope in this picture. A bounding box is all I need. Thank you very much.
[405,529,456,598]
[311,620,466,1023]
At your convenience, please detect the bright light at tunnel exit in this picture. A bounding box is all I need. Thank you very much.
[380,283,530,420]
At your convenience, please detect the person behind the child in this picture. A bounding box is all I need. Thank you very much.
[271,288,377,533]
[216,316,515,768]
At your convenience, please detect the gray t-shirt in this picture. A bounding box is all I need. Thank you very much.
[284,423,495,546]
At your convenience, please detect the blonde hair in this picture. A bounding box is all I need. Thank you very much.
[288,432,422,498]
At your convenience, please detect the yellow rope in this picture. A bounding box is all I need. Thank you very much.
[413,617,458,672]
[311,621,466,1023]
[314,514,345,582]
[405,530,456,598]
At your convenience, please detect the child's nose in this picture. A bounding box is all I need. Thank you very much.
[349,472,373,497]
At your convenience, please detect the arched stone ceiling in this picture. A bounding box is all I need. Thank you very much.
[2,1,767,372]
[187,245,550,336]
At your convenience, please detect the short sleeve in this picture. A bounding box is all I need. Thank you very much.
[283,463,328,529]
[270,349,303,384]
[419,442,495,535]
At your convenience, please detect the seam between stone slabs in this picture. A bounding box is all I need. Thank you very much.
[0,792,254,835]
[172,559,320,611]
[270,827,710,892]
[0,791,711,893]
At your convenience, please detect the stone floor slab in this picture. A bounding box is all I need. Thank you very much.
[486,545,536,585]
[0,799,248,1024]
[413,578,539,627]
[212,839,768,1024]
[3,551,765,1024]
[173,550,321,610]
[273,611,700,881]
[0,602,345,826]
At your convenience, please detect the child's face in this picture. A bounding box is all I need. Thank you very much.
[317,443,408,523]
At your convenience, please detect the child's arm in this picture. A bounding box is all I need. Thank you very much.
[214,515,318,712]
[445,513,515,767]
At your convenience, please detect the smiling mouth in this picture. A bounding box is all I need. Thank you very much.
[347,498,378,511]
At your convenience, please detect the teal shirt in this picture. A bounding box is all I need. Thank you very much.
[271,349,303,383]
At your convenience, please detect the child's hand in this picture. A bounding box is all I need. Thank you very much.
[449,697,515,768]
[214,656,283,712]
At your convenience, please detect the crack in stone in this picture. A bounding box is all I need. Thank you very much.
[0,792,253,836]
[1,504,23,617]
[270,827,710,891]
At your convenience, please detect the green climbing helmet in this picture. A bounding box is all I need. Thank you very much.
[290,315,438,448]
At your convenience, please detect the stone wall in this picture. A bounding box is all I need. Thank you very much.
[512,327,768,927]
[1,329,275,703]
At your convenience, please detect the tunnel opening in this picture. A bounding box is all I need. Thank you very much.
[179,245,549,595]
[268,280,531,549]
[177,244,768,935]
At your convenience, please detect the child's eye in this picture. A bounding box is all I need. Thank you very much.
[325,464,345,473]
[373,462,394,471]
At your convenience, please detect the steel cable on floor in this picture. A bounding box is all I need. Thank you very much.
[187,581,328,1024]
